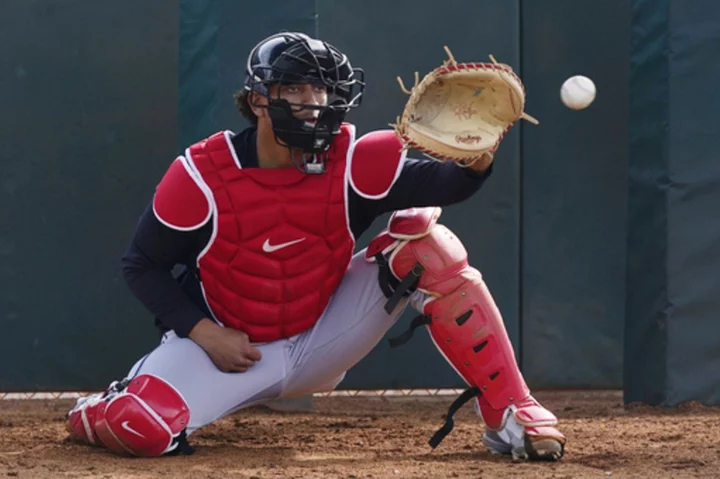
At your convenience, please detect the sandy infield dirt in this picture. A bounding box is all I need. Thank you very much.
[1,390,718,478]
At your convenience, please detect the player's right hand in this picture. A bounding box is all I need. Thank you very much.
[188,318,263,373]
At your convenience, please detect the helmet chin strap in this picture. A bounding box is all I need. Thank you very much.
[286,146,326,175]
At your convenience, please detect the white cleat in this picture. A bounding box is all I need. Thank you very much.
[480,399,566,461]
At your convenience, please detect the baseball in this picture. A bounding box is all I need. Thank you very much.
[560,75,596,110]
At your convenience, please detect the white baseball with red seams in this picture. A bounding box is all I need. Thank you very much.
[560,75,596,110]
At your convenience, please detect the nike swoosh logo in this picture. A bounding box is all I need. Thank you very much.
[262,237,306,253]
[121,421,146,439]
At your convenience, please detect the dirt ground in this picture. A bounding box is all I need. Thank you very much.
[0,390,719,479]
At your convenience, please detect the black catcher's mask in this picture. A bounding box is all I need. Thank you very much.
[244,32,365,174]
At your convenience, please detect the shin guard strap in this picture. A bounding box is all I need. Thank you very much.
[166,430,195,456]
[375,252,424,314]
[428,386,480,449]
[388,314,432,348]
[386,263,424,314]
[374,253,397,300]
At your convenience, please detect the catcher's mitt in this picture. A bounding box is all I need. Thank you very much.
[392,46,538,166]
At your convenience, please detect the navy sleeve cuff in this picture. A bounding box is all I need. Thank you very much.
[171,309,206,338]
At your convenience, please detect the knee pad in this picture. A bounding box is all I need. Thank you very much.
[367,207,558,448]
[68,374,192,457]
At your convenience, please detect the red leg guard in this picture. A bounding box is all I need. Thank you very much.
[424,267,530,414]
[368,207,565,457]
[67,374,191,457]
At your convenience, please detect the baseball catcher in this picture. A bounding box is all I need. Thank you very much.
[66,33,565,461]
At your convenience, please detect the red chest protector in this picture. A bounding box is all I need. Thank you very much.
[153,124,406,342]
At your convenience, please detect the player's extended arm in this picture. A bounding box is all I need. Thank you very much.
[373,157,494,216]
[346,125,494,217]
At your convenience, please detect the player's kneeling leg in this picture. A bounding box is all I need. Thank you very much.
[367,207,566,461]
[66,374,192,457]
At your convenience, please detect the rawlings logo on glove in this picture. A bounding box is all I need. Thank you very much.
[392,47,538,167]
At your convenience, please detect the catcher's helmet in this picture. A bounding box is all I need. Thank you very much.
[244,32,365,173]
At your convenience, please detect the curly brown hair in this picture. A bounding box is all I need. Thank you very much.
[234,89,258,125]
